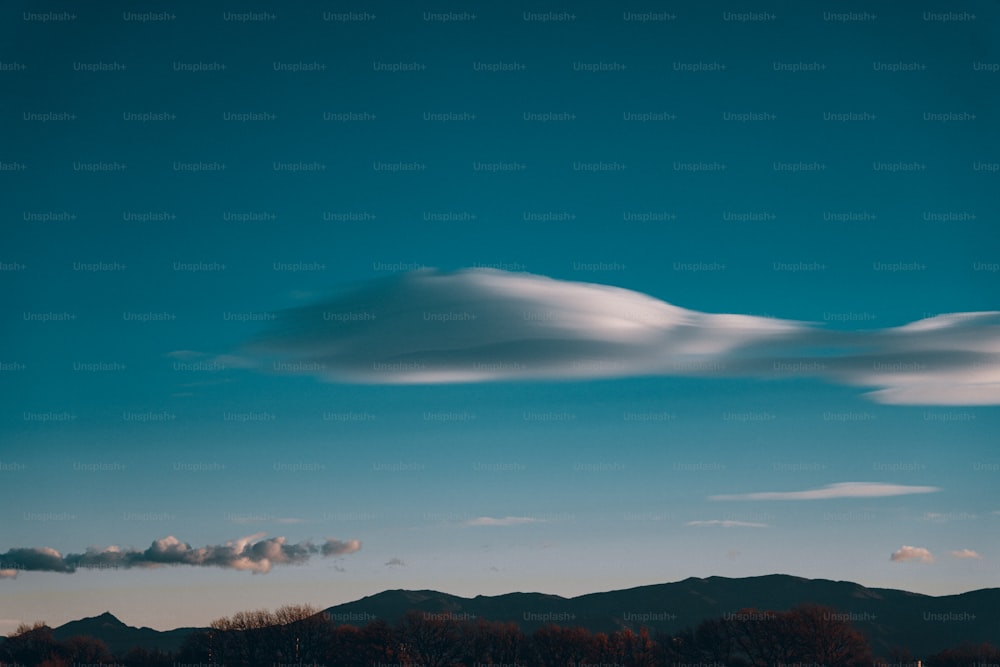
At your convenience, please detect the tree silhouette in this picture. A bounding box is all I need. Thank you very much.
[0,621,61,666]
[926,642,1000,667]
[0,623,114,666]
[692,616,747,665]
[11,600,993,665]
[530,624,596,666]
[281,605,335,663]
[719,604,872,667]
[198,603,332,666]
[176,625,215,664]
[877,645,918,667]
[462,619,527,666]
[321,618,408,667]
[62,634,113,664]
[607,626,658,667]
[783,603,873,666]
[398,610,468,667]
[121,645,175,666]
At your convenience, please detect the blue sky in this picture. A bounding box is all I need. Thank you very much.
[1,0,998,632]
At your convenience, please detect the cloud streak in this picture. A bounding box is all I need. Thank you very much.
[686,520,768,528]
[0,534,361,578]
[709,482,940,501]
[245,269,1000,405]
[463,516,546,527]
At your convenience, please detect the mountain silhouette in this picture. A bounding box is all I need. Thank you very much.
[4,575,995,658]
[321,574,1000,656]
[49,610,199,655]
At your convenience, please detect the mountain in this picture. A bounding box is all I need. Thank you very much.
[4,575,997,658]
[322,574,1000,657]
[50,611,199,655]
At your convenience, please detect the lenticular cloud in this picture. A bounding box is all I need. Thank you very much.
[0,534,361,578]
[248,268,1000,405]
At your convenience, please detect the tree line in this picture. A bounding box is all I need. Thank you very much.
[2,603,999,666]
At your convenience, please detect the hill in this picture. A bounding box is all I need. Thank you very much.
[51,611,199,655]
[322,574,1000,656]
[2,575,995,658]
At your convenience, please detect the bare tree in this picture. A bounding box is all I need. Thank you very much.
[0,621,61,666]
[926,642,1000,667]
[530,624,596,666]
[463,619,527,666]
[204,603,331,665]
[720,604,872,667]
[398,610,468,667]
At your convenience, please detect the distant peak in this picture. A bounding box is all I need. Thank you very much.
[91,611,125,625]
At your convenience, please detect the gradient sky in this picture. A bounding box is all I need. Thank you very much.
[2,0,998,633]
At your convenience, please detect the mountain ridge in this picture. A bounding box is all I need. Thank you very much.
[321,574,1000,656]
[4,574,996,657]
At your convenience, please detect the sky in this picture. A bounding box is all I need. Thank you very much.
[1,0,999,634]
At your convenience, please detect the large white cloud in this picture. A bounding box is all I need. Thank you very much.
[0,534,361,578]
[244,269,1000,405]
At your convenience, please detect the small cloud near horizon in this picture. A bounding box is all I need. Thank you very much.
[890,546,935,564]
[951,549,982,560]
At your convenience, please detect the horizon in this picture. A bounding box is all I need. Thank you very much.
[14,571,1000,634]
[3,0,998,639]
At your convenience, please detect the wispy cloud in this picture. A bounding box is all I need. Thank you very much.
[463,516,546,527]
[245,268,1000,405]
[686,520,768,528]
[0,534,360,578]
[890,545,935,564]
[226,515,306,525]
[385,558,406,567]
[951,549,982,560]
[709,482,940,501]
[923,512,976,522]
[165,350,202,360]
